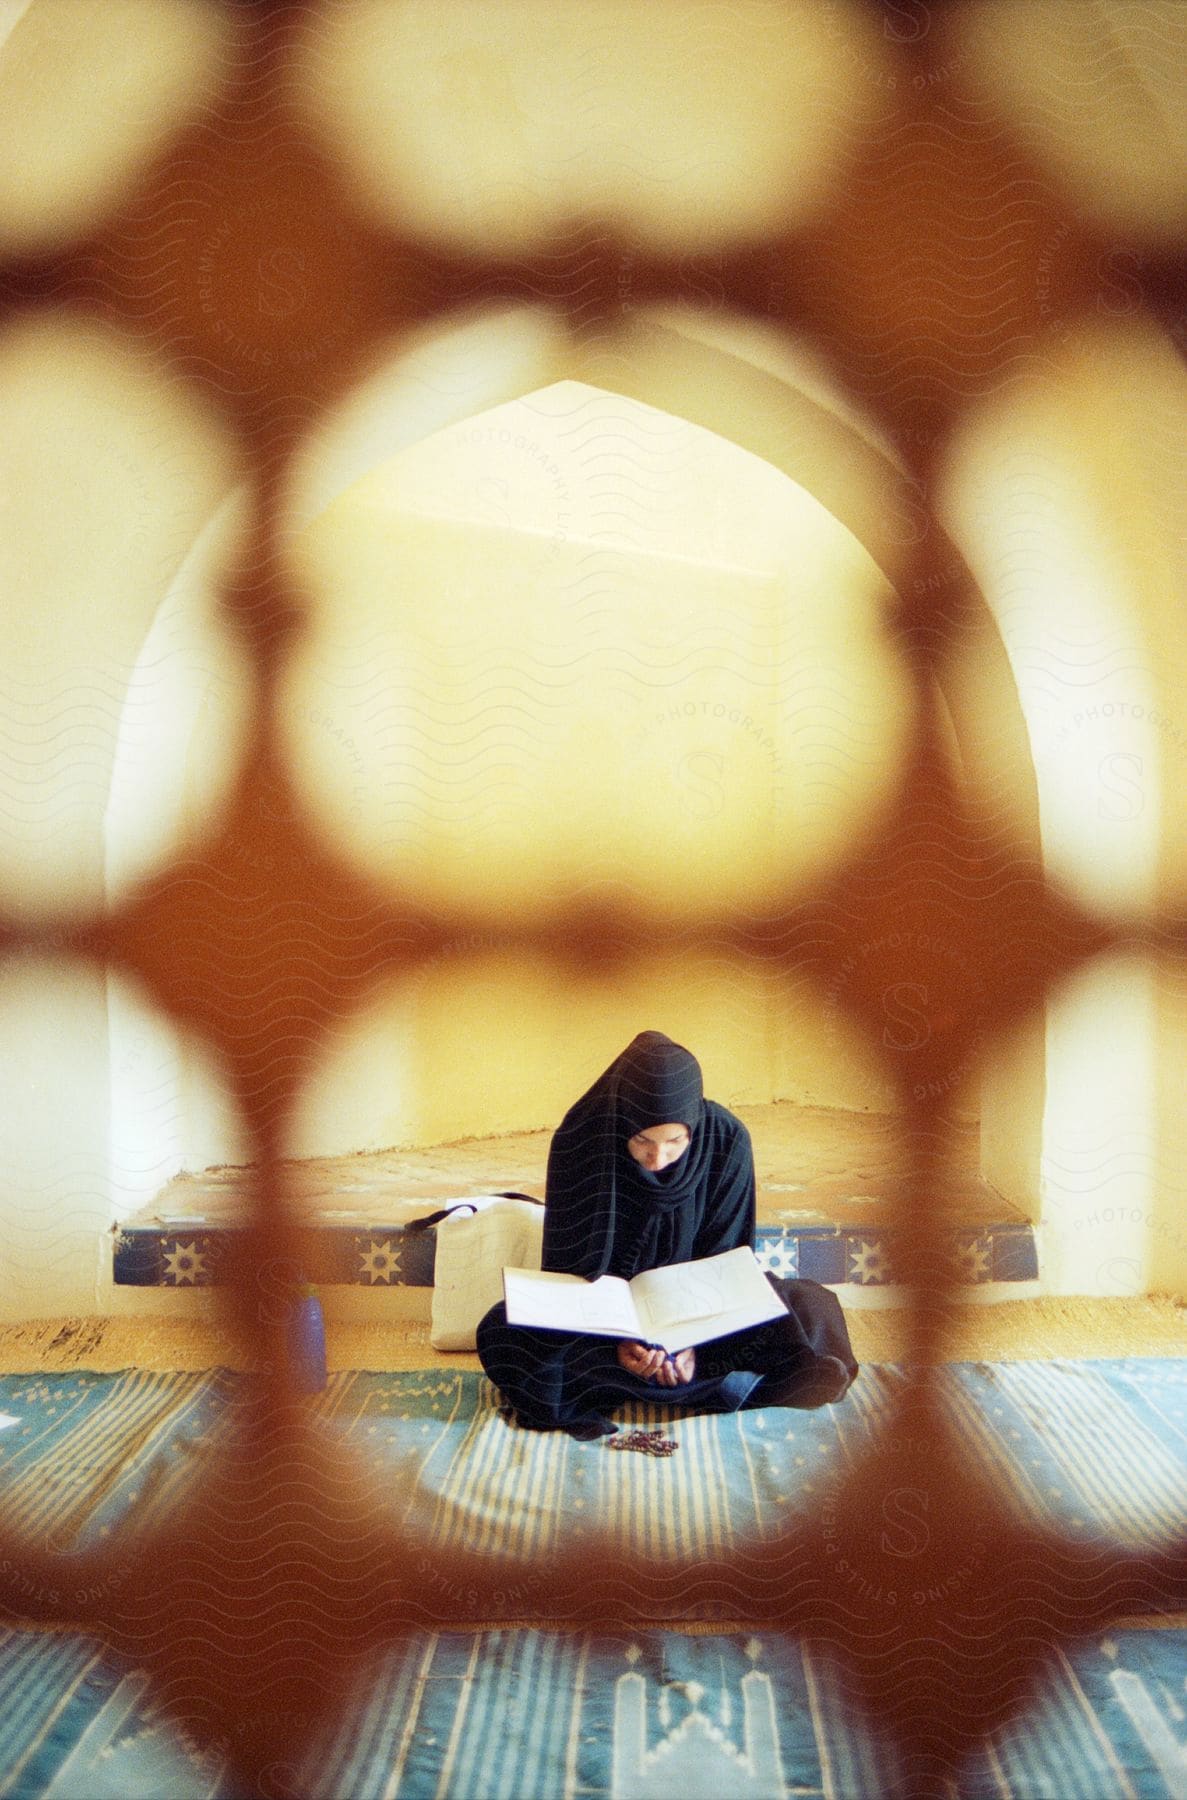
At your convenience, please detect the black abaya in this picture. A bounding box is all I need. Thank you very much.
[477,1032,858,1436]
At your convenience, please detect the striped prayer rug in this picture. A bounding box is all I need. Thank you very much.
[1,1360,1183,1561]
[0,1361,1184,1796]
[1,1623,1184,1798]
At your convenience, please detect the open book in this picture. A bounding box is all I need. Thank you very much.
[502,1245,785,1354]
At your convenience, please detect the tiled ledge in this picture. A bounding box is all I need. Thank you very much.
[113,1218,1038,1289]
[758,1223,1037,1285]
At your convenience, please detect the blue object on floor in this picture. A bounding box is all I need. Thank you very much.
[287,1284,327,1392]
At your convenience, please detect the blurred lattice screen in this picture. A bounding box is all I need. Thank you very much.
[1,1,1186,1795]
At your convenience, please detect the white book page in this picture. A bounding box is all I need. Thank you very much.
[503,1266,640,1337]
[631,1247,782,1343]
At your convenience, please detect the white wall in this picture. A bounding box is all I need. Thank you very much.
[0,955,111,1321]
[1037,955,1157,1296]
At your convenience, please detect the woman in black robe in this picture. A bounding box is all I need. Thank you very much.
[476,1031,858,1438]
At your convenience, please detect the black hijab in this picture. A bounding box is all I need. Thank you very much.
[542,1031,756,1280]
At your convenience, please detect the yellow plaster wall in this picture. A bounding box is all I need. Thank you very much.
[289,949,891,1160]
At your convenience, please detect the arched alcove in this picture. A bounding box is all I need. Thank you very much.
[282,373,912,922]
[114,302,1061,1295]
[276,349,912,1163]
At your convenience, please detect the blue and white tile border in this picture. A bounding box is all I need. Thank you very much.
[113,1219,1037,1288]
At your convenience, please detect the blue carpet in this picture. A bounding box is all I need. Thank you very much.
[1,1362,1183,1559]
[1,1623,1184,1799]
[0,1362,1184,1797]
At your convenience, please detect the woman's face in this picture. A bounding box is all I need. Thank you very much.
[626,1122,691,1172]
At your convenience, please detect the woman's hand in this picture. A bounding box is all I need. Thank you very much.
[617,1342,696,1385]
[655,1347,696,1387]
[616,1341,668,1380]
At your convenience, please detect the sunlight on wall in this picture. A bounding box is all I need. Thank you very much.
[1154,953,1187,1296]
[582,309,926,593]
[107,967,247,1224]
[0,313,241,922]
[283,307,568,539]
[1102,327,1187,911]
[0,0,231,257]
[1038,953,1157,1297]
[288,949,893,1161]
[941,324,1187,1267]
[294,0,890,257]
[955,0,1187,244]
[103,490,253,907]
[0,949,250,1320]
[0,953,110,1321]
[939,324,1186,922]
[977,1012,1045,1228]
[268,303,914,1156]
[642,306,904,472]
[283,379,908,925]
